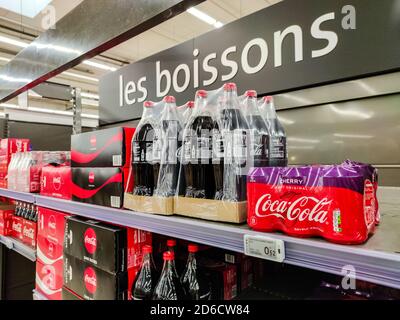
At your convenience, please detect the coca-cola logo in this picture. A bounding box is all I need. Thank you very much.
[84,267,97,294]
[90,135,97,147]
[12,222,22,232]
[23,226,35,239]
[255,194,331,224]
[84,228,97,254]
[88,172,95,184]
[53,176,62,191]
[48,215,57,236]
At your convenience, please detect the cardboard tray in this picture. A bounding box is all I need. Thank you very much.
[124,193,174,215]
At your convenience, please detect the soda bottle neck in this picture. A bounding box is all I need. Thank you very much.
[246,96,261,116]
[168,246,175,253]
[223,90,239,110]
[263,101,278,119]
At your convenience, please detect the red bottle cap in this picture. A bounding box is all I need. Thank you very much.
[142,245,152,254]
[143,101,154,108]
[188,244,199,253]
[196,90,207,98]
[163,96,176,103]
[223,82,237,91]
[163,251,174,261]
[186,101,195,108]
[167,239,176,247]
[263,95,273,103]
[245,90,257,98]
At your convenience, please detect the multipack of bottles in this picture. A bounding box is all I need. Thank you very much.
[10,201,38,248]
[125,83,287,222]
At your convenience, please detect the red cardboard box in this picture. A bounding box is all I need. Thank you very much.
[0,139,30,161]
[36,207,69,300]
[71,127,135,168]
[0,218,11,236]
[11,216,24,240]
[22,219,37,248]
[40,166,72,200]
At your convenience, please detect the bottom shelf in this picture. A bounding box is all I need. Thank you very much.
[0,235,36,262]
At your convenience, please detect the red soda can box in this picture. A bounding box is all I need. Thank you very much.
[247,161,378,244]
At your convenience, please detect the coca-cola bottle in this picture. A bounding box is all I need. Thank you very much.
[167,239,180,278]
[132,101,156,196]
[14,201,21,217]
[132,245,158,300]
[154,96,182,197]
[20,202,27,219]
[153,251,185,300]
[214,83,249,201]
[259,96,288,167]
[183,90,215,199]
[243,90,270,168]
[180,244,211,300]
[177,101,194,125]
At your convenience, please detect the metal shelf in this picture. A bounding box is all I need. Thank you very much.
[33,290,48,300]
[0,188,35,203]
[1,188,400,290]
[0,235,36,262]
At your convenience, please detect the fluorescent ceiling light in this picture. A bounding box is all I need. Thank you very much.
[61,71,98,82]
[0,0,52,18]
[81,92,99,100]
[0,35,28,48]
[187,7,223,28]
[287,137,320,144]
[333,133,374,139]
[0,103,99,119]
[0,56,11,62]
[83,60,117,72]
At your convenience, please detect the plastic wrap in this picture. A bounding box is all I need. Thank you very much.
[176,101,194,125]
[247,160,378,244]
[258,96,287,167]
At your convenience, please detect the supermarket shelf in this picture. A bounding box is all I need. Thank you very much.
[0,235,36,262]
[0,188,35,203]
[0,188,400,290]
[33,290,48,300]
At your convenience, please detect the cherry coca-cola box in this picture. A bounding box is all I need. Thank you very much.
[62,286,83,300]
[71,127,135,168]
[247,161,378,244]
[0,203,15,236]
[40,165,72,200]
[22,219,37,248]
[36,207,69,300]
[0,138,30,162]
[71,167,132,208]
[64,253,128,300]
[11,215,24,241]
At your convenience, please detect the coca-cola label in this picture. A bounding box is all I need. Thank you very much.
[84,228,97,254]
[23,226,35,239]
[254,193,331,224]
[280,176,305,186]
[84,267,97,294]
[12,221,22,233]
[53,176,62,191]
[88,172,95,184]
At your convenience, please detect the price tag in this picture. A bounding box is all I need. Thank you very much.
[244,235,285,263]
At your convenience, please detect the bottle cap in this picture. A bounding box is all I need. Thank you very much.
[163,96,176,103]
[245,90,257,98]
[186,101,195,108]
[143,101,154,108]
[163,251,175,261]
[167,239,176,247]
[188,244,199,253]
[142,245,152,254]
[223,82,237,91]
[196,90,207,98]
[263,95,273,103]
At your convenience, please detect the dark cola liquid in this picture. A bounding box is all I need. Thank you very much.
[180,253,211,300]
[184,116,215,199]
[132,254,158,300]
[154,120,182,197]
[153,260,185,300]
[215,108,249,202]
[132,123,155,196]
[246,115,270,168]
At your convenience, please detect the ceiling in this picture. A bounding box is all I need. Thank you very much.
[0,0,281,120]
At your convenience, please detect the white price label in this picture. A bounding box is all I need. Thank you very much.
[243,235,285,263]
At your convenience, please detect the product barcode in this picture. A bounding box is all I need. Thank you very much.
[111,196,121,208]
[225,253,235,264]
[113,155,122,166]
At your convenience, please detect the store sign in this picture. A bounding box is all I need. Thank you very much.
[100,0,400,124]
